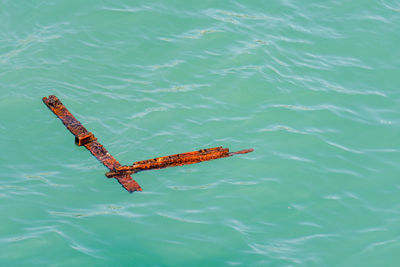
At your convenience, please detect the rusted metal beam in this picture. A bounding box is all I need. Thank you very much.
[42,95,142,192]
[105,147,253,177]
[42,95,254,193]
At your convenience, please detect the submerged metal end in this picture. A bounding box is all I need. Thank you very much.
[229,148,254,156]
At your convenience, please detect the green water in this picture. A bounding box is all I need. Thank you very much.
[1,0,400,265]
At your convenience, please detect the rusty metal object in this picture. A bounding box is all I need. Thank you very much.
[43,95,254,193]
[105,147,254,177]
[42,95,142,192]
[75,132,97,146]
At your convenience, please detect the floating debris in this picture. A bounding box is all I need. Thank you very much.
[42,95,253,193]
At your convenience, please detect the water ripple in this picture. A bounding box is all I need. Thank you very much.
[49,205,145,219]
[156,211,209,224]
[273,152,314,163]
[381,0,400,12]
[256,125,308,135]
[0,23,66,64]
[137,84,209,94]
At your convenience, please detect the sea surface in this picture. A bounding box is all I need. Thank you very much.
[1,0,399,266]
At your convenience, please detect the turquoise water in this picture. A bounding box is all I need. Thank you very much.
[1,0,400,265]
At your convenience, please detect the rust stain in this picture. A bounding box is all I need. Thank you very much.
[42,95,253,193]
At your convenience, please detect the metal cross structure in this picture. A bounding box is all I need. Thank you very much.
[42,95,254,193]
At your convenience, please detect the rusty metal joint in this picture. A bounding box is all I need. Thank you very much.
[75,132,97,146]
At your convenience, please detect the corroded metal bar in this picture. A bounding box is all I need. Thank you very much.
[43,95,254,193]
[42,95,142,192]
[105,147,254,178]
[132,147,230,170]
